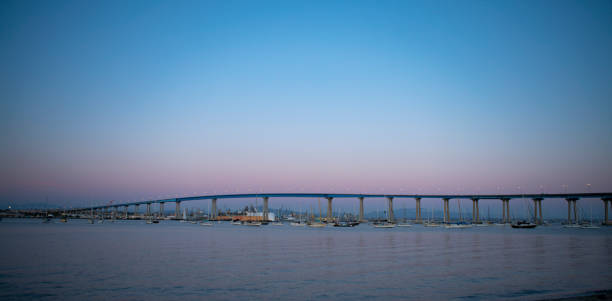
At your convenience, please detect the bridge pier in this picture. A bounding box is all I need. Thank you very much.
[124,205,128,219]
[113,206,118,219]
[358,197,364,222]
[472,198,479,223]
[573,199,578,223]
[443,198,450,223]
[326,197,333,223]
[387,196,394,223]
[159,202,164,218]
[415,198,422,223]
[566,198,578,224]
[134,204,139,218]
[146,203,151,218]
[175,201,181,220]
[501,198,510,223]
[263,197,269,222]
[538,199,543,224]
[533,198,543,224]
[567,199,571,224]
[604,198,610,225]
[211,198,217,220]
[506,199,510,223]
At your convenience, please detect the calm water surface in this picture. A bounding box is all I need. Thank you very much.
[0,219,610,300]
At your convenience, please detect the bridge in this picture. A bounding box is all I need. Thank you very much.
[69,192,612,225]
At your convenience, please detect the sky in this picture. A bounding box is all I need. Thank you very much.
[1,0,611,216]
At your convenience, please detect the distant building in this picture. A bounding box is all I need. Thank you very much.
[246,211,275,222]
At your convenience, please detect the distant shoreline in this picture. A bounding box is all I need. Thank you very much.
[540,290,612,301]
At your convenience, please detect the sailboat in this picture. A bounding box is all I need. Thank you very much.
[445,200,472,228]
[424,207,441,227]
[200,202,213,226]
[397,202,412,227]
[581,206,600,229]
[88,207,94,224]
[485,206,493,225]
[511,198,536,229]
[290,207,306,226]
[493,204,506,226]
[271,208,283,226]
[42,197,53,223]
[374,207,396,228]
[475,206,488,227]
[308,200,326,228]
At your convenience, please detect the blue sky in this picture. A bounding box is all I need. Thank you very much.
[1,0,611,216]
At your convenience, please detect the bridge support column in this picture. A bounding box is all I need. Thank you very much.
[175,201,181,220]
[506,199,511,223]
[501,198,511,223]
[113,206,118,219]
[538,199,543,224]
[134,204,139,218]
[415,198,422,223]
[146,203,151,217]
[533,198,543,224]
[159,202,164,218]
[358,197,364,222]
[124,206,128,219]
[263,197,269,222]
[387,197,394,223]
[502,200,506,223]
[566,198,578,224]
[567,199,571,224]
[604,198,610,225]
[472,198,479,223]
[443,198,450,224]
[326,197,333,223]
[211,198,217,220]
[533,198,538,223]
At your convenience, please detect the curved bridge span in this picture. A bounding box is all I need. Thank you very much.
[77,192,612,225]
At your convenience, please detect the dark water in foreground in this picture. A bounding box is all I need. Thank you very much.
[0,219,610,300]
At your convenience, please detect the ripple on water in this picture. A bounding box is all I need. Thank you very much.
[0,220,610,300]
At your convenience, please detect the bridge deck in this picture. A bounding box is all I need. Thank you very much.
[83,192,612,209]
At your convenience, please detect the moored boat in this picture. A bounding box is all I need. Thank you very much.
[511,220,537,229]
[308,222,326,228]
[373,223,396,228]
[445,223,472,229]
[333,221,359,227]
[580,224,600,229]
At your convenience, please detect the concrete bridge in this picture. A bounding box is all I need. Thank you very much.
[71,192,612,225]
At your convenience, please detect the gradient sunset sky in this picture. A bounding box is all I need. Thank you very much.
[1,0,611,215]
